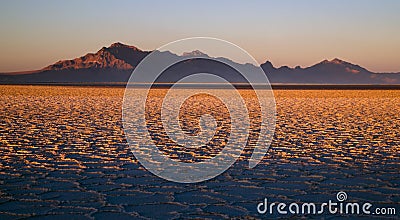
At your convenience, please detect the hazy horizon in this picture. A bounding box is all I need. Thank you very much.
[1,0,400,73]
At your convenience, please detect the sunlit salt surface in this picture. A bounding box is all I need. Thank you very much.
[0,86,399,219]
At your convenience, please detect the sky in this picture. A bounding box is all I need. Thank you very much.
[0,0,399,73]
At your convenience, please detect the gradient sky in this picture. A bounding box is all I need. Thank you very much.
[0,0,399,72]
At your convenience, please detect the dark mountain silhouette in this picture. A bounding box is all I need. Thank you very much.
[0,42,149,83]
[261,58,400,84]
[1,42,399,84]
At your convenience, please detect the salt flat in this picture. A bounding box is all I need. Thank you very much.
[0,86,399,219]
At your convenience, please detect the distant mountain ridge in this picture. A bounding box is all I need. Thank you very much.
[261,58,400,84]
[1,42,399,84]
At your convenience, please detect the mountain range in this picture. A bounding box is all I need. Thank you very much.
[1,42,399,84]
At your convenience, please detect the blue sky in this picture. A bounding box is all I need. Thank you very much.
[0,0,399,72]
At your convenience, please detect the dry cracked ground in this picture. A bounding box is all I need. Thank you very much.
[0,86,399,219]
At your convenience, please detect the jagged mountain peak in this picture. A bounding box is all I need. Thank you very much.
[43,48,133,71]
[331,58,345,63]
[182,50,209,57]
[262,60,274,66]
[260,61,276,71]
[41,43,150,71]
[320,58,350,65]
[108,42,142,51]
[304,58,370,76]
